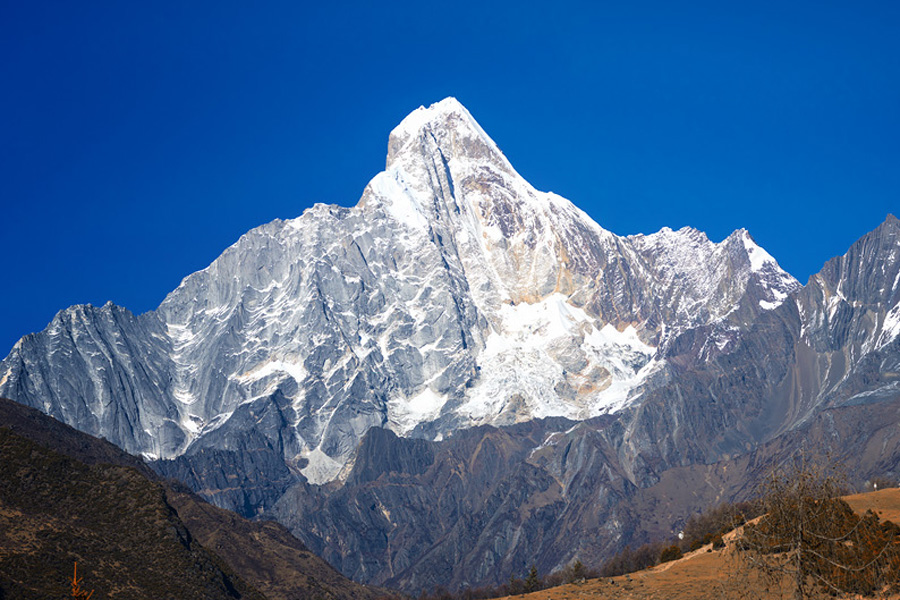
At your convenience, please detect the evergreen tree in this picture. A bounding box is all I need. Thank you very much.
[523,564,541,593]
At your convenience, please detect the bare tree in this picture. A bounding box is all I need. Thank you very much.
[733,453,900,599]
[70,562,94,600]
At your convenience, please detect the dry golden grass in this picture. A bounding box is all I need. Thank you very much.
[844,488,900,525]
[501,488,900,600]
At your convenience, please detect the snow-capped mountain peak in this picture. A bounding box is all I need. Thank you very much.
[386,97,509,170]
[0,99,802,484]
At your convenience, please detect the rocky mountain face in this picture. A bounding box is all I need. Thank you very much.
[267,218,900,593]
[1,99,898,592]
[269,398,900,593]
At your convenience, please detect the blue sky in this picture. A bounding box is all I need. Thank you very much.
[2,1,898,353]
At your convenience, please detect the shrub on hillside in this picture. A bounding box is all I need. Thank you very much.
[565,559,587,583]
[736,454,900,599]
[659,544,683,563]
[600,541,663,577]
[680,501,759,553]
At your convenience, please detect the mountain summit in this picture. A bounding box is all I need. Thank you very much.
[0,98,800,486]
[3,100,900,592]
[385,97,508,169]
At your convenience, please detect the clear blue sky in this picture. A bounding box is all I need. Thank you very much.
[2,1,898,354]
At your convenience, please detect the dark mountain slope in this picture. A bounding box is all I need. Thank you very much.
[0,427,263,600]
[164,483,387,600]
[0,397,382,600]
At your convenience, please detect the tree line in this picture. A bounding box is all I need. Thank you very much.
[414,560,596,600]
